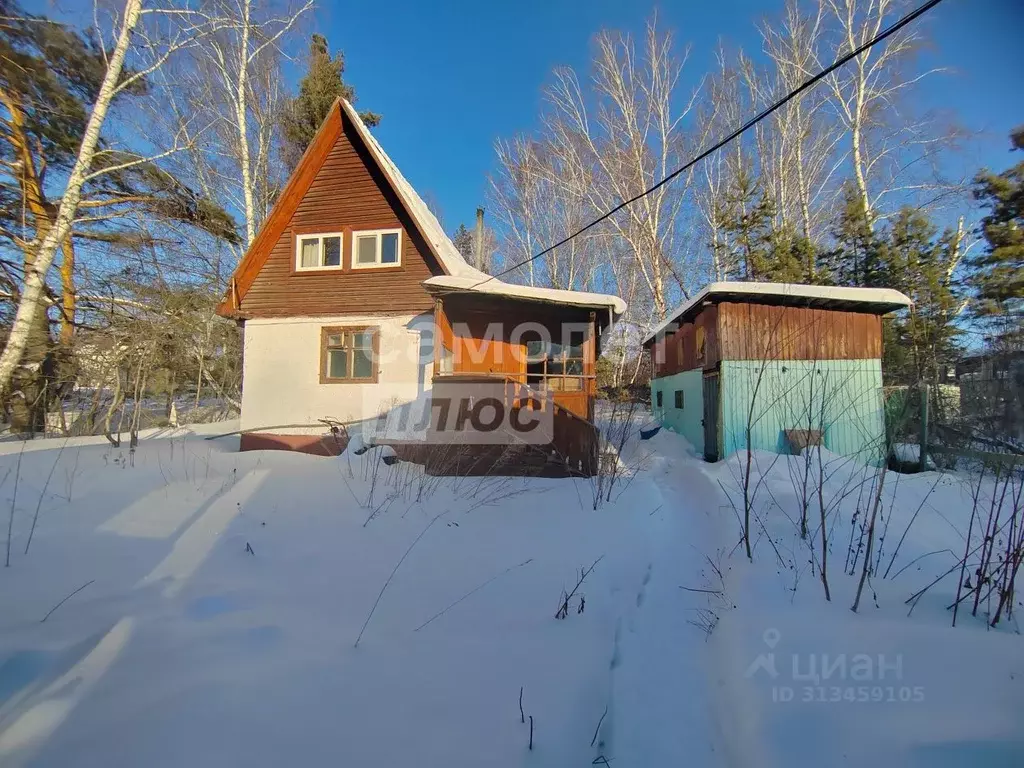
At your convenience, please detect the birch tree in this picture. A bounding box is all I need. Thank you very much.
[544,17,700,316]
[489,135,601,291]
[759,0,844,245]
[819,0,946,229]
[201,0,314,248]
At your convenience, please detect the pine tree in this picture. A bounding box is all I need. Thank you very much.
[829,183,884,287]
[766,225,817,283]
[877,208,962,385]
[715,164,775,280]
[451,224,474,262]
[971,126,1024,343]
[281,34,380,169]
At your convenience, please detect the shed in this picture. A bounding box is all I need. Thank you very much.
[642,282,911,462]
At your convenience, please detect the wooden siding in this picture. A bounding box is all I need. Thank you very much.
[716,302,882,361]
[237,114,443,318]
[652,303,720,377]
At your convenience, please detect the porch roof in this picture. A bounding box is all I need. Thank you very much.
[423,274,627,317]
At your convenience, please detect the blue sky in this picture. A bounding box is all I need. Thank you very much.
[316,0,1023,235]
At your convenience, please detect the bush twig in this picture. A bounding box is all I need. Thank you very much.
[590,705,608,747]
[25,437,69,555]
[555,555,603,619]
[41,579,95,622]
[355,510,447,647]
[414,558,533,632]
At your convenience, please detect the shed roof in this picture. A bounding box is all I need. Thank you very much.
[642,281,912,346]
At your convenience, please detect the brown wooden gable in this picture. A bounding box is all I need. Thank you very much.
[217,101,448,319]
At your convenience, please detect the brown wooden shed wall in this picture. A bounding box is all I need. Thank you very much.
[716,302,882,361]
[238,116,442,318]
[652,300,883,377]
[652,303,719,377]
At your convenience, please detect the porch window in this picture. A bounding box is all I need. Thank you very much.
[296,233,343,271]
[525,330,586,392]
[320,326,378,383]
[353,229,401,268]
[439,344,454,375]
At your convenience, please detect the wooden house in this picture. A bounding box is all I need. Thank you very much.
[216,99,624,475]
[643,283,911,462]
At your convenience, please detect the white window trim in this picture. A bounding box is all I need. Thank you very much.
[352,228,402,269]
[295,232,346,272]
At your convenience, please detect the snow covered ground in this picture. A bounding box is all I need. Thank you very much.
[0,421,1020,767]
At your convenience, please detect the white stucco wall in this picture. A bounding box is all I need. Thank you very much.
[240,313,434,433]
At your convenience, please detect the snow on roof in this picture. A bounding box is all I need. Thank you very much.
[422,274,627,315]
[340,100,625,317]
[642,281,912,346]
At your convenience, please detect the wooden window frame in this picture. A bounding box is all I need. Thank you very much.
[319,325,380,384]
[525,331,589,392]
[351,228,402,270]
[295,232,346,272]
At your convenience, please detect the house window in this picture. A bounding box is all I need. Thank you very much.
[353,229,401,269]
[674,390,684,409]
[525,330,586,391]
[656,390,663,407]
[321,326,378,383]
[296,233,343,271]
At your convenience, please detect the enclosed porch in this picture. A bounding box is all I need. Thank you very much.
[425,290,615,476]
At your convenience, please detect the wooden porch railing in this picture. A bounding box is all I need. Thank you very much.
[431,373,599,476]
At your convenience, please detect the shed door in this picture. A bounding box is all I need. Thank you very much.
[702,373,720,462]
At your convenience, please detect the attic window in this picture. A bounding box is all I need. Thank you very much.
[296,233,343,271]
[353,229,402,269]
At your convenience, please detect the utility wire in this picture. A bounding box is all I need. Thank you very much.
[478,0,947,286]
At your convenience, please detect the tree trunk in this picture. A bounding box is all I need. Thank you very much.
[9,303,53,435]
[235,0,255,247]
[59,236,77,345]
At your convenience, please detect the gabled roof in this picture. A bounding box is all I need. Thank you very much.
[342,101,624,316]
[642,281,912,346]
[218,99,624,319]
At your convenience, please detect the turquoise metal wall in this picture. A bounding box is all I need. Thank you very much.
[719,359,885,463]
[650,369,704,453]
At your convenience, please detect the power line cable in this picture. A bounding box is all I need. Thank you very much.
[478,0,947,286]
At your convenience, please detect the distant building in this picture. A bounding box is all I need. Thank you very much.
[956,349,1024,442]
[643,282,911,462]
